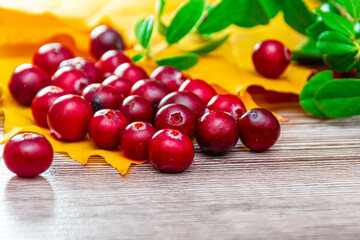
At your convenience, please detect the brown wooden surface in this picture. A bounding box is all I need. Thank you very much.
[1,99,360,239]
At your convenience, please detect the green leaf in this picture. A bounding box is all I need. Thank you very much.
[319,2,339,14]
[132,53,146,62]
[315,78,360,118]
[186,33,230,55]
[135,15,155,49]
[155,0,167,36]
[166,0,205,44]
[317,31,357,55]
[300,70,333,116]
[315,10,355,38]
[333,0,360,20]
[292,39,324,63]
[156,53,199,70]
[323,51,359,71]
[306,19,332,40]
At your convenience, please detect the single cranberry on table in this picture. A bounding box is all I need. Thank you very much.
[88,109,128,149]
[157,91,205,118]
[51,67,91,95]
[114,63,149,84]
[31,86,69,127]
[252,40,292,79]
[59,57,101,83]
[47,94,93,141]
[90,25,125,60]
[120,122,157,160]
[238,108,280,151]
[3,133,53,177]
[8,63,49,106]
[82,83,123,112]
[130,79,170,108]
[207,94,246,121]
[33,43,74,76]
[96,50,131,79]
[102,75,132,97]
[120,95,154,123]
[179,79,217,105]
[149,129,194,173]
[150,66,186,92]
[155,104,197,137]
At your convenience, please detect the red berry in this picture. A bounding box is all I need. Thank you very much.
[114,63,149,84]
[51,67,91,95]
[207,94,246,120]
[90,25,125,59]
[130,79,170,108]
[179,79,217,104]
[88,109,128,149]
[120,95,154,123]
[155,104,197,137]
[252,40,292,78]
[120,122,156,160]
[96,50,131,79]
[238,108,280,151]
[157,91,205,118]
[82,83,123,112]
[149,129,194,173]
[150,66,186,92]
[3,133,53,177]
[8,64,49,106]
[196,110,239,155]
[102,75,132,97]
[47,94,93,141]
[59,57,101,83]
[31,86,69,127]
[33,43,74,76]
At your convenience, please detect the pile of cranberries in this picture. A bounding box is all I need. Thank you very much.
[4,26,282,177]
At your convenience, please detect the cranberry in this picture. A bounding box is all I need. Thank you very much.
[59,57,101,83]
[31,86,69,127]
[150,66,186,91]
[90,25,125,59]
[157,91,205,118]
[252,40,292,78]
[149,129,194,173]
[82,84,123,112]
[3,133,53,177]
[120,95,154,123]
[238,108,280,151]
[47,94,93,141]
[114,63,149,84]
[51,67,91,95]
[207,94,246,120]
[120,122,157,160]
[102,75,132,97]
[196,110,239,155]
[155,104,197,137]
[179,79,217,104]
[96,50,131,79]
[33,43,74,76]
[88,109,128,149]
[130,79,170,108]
[8,64,49,106]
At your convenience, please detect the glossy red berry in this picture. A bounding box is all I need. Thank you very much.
[179,79,217,104]
[120,122,157,160]
[51,67,91,95]
[207,94,246,120]
[88,109,128,149]
[149,129,194,173]
[196,110,239,155]
[155,104,197,137]
[31,86,69,127]
[252,40,292,78]
[8,64,49,106]
[157,91,205,118]
[59,57,101,83]
[90,25,125,59]
[96,50,131,79]
[120,95,154,123]
[114,63,149,84]
[150,66,186,92]
[130,79,170,108]
[82,83,123,112]
[3,133,53,177]
[47,94,93,141]
[33,43,74,76]
[102,75,132,97]
[238,108,280,151]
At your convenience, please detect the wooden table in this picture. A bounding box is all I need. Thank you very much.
[1,96,360,239]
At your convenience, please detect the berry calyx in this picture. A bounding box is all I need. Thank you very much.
[207,94,246,120]
[51,67,91,95]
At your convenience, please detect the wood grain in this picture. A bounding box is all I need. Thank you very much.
[1,100,360,240]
